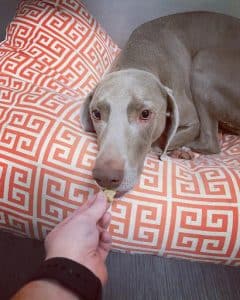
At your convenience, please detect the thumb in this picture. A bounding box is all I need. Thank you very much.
[85,191,108,221]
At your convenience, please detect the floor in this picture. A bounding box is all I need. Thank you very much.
[0,230,240,300]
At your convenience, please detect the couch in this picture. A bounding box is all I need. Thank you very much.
[0,1,240,299]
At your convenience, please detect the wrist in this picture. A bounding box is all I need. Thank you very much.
[26,258,102,300]
[45,252,100,282]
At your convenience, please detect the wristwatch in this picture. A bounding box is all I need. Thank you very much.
[28,257,102,300]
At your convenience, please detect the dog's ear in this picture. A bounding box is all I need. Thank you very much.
[160,86,179,158]
[80,91,95,132]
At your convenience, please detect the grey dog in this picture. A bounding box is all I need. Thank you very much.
[80,11,240,194]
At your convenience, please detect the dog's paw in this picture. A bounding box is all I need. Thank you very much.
[169,147,195,160]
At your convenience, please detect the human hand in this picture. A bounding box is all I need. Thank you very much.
[44,191,112,285]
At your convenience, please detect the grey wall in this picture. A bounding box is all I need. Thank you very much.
[84,0,240,47]
[0,0,240,47]
[0,0,19,41]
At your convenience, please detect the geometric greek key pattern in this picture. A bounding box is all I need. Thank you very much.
[0,0,240,266]
[167,204,237,255]
[0,0,119,239]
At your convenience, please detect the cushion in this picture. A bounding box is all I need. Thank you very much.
[0,0,239,266]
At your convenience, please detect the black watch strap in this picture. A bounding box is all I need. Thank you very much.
[29,257,102,300]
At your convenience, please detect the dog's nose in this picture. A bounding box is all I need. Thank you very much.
[92,160,124,189]
[93,169,123,189]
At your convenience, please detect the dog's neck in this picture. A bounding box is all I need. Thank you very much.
[151,112,172,154]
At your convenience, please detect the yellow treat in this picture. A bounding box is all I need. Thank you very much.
[103,189,116,203]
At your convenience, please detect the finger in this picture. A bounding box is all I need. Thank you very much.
[69,191,103,222]
[73,192,99,214]
[100,230,112,244]
[85,192,100,207]
[84,191,108,221]
[98,231,112,261]
[98,211,111,229]
[99,241,112,260]
[99,241,112,254]
[47,192,102,235]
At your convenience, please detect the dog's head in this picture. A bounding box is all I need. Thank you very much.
[80,69,178,194]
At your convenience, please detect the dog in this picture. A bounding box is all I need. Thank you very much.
[189,48,240,152]
[80,11,240,194]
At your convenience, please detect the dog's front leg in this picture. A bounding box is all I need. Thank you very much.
[152,124,198,160]
[187,100,220,154]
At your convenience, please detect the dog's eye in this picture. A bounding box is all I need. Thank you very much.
[91,109,101,120]
[140,109,151,120]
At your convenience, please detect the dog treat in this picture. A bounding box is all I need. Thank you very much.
[103,189,116,203]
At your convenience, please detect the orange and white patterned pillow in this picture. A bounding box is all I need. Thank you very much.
[0,0,239,266]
